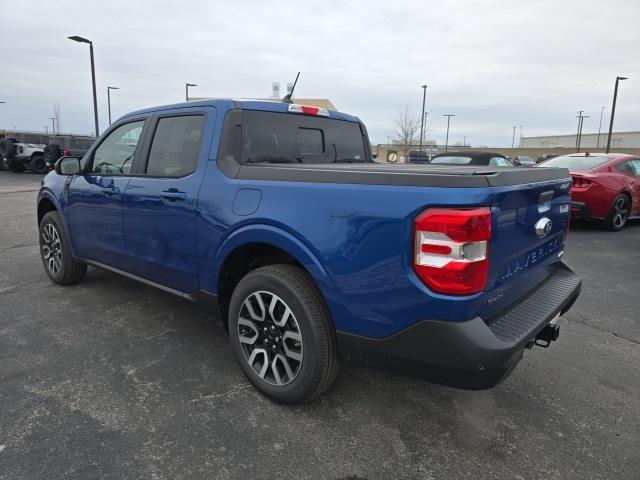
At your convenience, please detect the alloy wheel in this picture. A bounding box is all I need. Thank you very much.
[237,290,303,386]
[41,223,62,275]
[612,196,630,228]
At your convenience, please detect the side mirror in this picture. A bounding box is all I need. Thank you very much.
[55,156,82,175]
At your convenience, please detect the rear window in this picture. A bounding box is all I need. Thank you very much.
[540,155,608,170]
[431,155,473,165]
[241,111,366,164]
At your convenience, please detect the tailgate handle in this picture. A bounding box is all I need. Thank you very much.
[538,190,554,213]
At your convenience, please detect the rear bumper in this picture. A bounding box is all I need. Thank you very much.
[571,201,604,221]
[337,263,581,390]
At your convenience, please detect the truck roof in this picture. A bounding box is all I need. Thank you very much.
[123,99,360,123]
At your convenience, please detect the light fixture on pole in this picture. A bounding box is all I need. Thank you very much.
[68,35,99,137]
[576,111,589,152]
[443,114,455,151]
[107,86,119,125]
[419,85,427,152]
[606,76,628,153]
[186,83,197,101]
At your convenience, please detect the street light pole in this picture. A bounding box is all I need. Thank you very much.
[577,113,589,152]
[186,83,197,101]
[606,76,628,153]
[443,114,455,151]
[575,111,583,150]
[68,36,99,137]
[419,84,427,152]
[596,106,605,150]
[49,117,56,134]
[511,126,516,148]
[107,86,119,125]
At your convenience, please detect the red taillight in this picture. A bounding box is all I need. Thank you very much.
[413,207,491,295]
[63,150,70,157]
[571,177,591,188]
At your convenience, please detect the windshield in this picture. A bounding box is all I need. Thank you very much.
[241,111,367,164]
[430,156,473,165]
[539,155,609,170]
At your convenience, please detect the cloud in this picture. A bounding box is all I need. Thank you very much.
[1,0,638,146]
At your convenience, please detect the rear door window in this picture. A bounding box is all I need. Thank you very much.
[146,115,205,177]
[240,111,366,164]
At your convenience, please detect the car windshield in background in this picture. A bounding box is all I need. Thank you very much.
[241,111,367,164]
[430,156,473,165]
[540,155,609,170]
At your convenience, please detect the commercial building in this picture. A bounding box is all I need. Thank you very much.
[521,131,640,149]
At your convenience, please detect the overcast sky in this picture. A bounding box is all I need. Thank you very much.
[2,0,639,146]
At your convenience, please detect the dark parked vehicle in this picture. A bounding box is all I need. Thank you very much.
[37,99,580,403]
[44,135,96,170]
[406,150,432,164]
[513,155,536,167]
[430,151,513,167]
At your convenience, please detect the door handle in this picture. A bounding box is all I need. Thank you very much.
[161,189,187,201]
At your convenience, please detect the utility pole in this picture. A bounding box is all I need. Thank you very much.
[443,114,455,152]
[511,126,516,148]
[519,125,523,148]
[419,84,427,153]
[596,106,605,149]
[49,117,56,134]
[606,76,629,153]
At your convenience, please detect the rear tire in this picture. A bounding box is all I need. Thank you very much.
[29,154,47,174]
[228,265,338,404]
[39,211,87,285]
[605,194,630,231]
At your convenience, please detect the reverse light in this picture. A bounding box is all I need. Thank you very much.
[413,207,491,295]
[288,103,330,117]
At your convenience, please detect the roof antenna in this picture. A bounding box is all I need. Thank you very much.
[282,72,300,104]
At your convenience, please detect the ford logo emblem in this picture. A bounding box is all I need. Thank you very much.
[535,217,553,238]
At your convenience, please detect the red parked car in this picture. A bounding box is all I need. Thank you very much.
[537,153,640,231]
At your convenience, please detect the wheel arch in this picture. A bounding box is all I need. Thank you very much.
[37,193,59,225]
[214,224,335,328]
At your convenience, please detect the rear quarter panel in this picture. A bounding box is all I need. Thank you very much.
[197,165,496,338]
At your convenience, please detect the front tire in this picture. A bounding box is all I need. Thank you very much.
[228,265,338,404]
[605,194,630,231]
[39,211,87,284]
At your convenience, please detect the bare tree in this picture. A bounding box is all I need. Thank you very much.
[393,104,420,157]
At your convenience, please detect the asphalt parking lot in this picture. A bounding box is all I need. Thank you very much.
[0,171,639,480]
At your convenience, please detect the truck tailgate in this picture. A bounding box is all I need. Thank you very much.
[481,176,573,319]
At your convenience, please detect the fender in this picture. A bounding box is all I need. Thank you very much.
[214,223,329,285]
[211,223,347,322]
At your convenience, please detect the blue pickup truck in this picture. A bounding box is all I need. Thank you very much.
[37,99,581,403]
